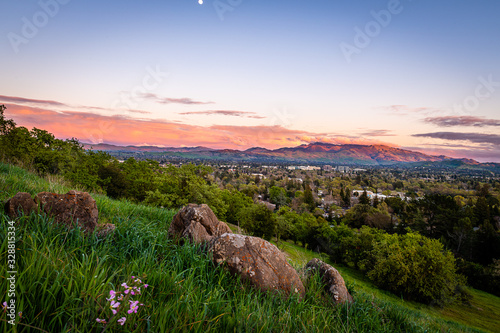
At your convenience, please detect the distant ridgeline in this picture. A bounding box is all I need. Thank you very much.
[83,142,500,174]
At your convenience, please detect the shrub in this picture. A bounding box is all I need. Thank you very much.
[363,232,466,305]
[456,258,500,297]
[335,226,384,270]
[238,203,276,240]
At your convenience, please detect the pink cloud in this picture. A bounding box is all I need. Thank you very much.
[4,105,391,149]
[423,115,500,127]
[178,110,265,119]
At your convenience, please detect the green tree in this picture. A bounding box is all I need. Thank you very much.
[359,189,370,205]
[220,189,253,224]
[269,186,288,209]
[0,105,15,136]
[275,206,302,243]
[364,232,466,304]
[304,184,315,211]
[98,161,129,198]
[239,204,276,240]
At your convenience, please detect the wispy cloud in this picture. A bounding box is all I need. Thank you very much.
[78,105,152,114]
[295,135,390,146]
[384,105,438,116]
[0,94,153,115]
[423,115,500,127]
[405,144,500,163]
[178,110,265,119]
[412,132,500,145]
[359,129,395,137]
[5,105,392,149]
[0,94,68,107]
[140,93,214,105]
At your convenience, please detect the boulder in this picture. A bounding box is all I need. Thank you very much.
[168,204,232,243]
[211,233,305,299]
[4,192,38,218]
[306,258,353,304]
[36,190,98,233]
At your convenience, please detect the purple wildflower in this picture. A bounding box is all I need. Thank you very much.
[117,317,126,326]
[128,300,140,314]
[106,290,116,301]
[110,300,120,315]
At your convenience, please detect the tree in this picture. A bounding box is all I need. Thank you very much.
[98,161,129,198]
[220,189,253,224]
[269,186,288,209]
[473,220,500,265]
[275,206,302,243]
[0,105,15,136]
[239,204,276,240]
[304,184,315,211]
[340,185,351,208]
[342,204,391,230]
[364,232,466,305]
[359,189,370,205]
[473,197,490,225]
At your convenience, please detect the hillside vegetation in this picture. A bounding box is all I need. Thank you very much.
[1,163,499,332]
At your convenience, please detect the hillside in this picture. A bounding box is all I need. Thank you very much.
[85,142,452,165]
[1,163,499,332]
[251,142,448,164]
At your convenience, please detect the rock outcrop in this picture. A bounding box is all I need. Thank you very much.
[306,258,353,304]
[36,190,99,233]
[211,233,305,299]
[4,192,38,218]
[168,204,232,243]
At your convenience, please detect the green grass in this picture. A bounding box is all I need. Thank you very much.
[271,238,500,333]
[0,162,497,332]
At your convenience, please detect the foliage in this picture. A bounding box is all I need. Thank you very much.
[269,185,288,209]
[238,203,276,240]
[342,204,391,230]
[220,189,253,225]
[363,232,467,305]
[456,258,500,297]
[336,226,384,270]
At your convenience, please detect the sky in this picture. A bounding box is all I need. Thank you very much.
[1,0,499,162]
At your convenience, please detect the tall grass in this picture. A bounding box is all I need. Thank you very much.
[0,163,490,332]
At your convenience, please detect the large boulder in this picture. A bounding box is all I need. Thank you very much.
[306,258,353,304]
[211,233,305,299]
[4,192,38,218]
[36,190,98,233]
[168,204,232,243]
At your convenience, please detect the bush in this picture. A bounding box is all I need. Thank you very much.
[363,232,466,305]
[336,226,384,270]
[456,258,500,297]
[238,203,276,240]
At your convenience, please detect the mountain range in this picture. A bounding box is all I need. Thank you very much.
[84,142,489,166]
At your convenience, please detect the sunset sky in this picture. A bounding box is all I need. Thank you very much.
[1,0,499,162]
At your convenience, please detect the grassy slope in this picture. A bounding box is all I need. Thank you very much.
[0,163,497,332]
[271,241,500,333]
